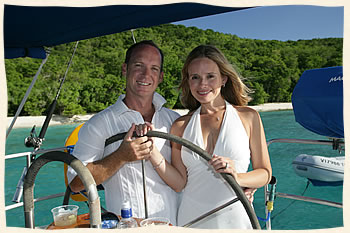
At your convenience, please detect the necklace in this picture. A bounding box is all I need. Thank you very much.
[201,105,225,122]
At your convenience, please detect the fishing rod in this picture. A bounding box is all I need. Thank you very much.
[12,41,80,204]
[24,41,80,151]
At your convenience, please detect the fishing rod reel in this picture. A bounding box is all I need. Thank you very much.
[24,125,43,149]
[14,126,43,203]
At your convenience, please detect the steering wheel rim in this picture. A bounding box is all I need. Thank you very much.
[105,130,261,229]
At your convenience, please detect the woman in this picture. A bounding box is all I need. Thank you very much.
[137,45,272,229]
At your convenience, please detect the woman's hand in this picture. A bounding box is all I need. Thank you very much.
[244,188,257,204]
[135,122,154,137]
[209,154,238,180]
[209,155,257,203]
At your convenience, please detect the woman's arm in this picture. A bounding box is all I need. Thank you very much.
[136,119,188,192]
[210,107,272,189]
[236,107,272,188]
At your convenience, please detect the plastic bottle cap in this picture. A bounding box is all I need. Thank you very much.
[121,201,131,209]
[121,200,132,218]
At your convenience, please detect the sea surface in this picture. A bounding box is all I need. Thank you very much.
[4,110,344,229]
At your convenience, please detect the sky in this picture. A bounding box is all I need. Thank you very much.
[173,5,344,41]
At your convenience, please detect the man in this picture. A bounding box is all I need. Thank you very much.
[67,40,180,225]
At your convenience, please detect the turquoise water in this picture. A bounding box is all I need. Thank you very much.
[5,110,344,229]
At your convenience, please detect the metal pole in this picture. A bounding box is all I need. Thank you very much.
[182,198,239,228]
[131,29,137,43]
[6,52,50,139]
[141,160,148,219]
[275,192,342,208]
[264,185,271,230]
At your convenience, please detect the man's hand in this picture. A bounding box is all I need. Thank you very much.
[118,123,153,161]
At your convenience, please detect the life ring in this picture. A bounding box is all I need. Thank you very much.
[64,123,87,202]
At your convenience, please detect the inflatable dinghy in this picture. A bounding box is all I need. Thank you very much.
[292,154,344,186]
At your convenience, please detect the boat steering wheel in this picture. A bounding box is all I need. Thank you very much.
[105,130,261,229]
[23,129,261,229]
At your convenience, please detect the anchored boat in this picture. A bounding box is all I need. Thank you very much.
[262,66,344,229]
[291,66,345,186]
[292,154,344,186]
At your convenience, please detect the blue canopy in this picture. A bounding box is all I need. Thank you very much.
[292,66,344,138]
[4,4,250,59]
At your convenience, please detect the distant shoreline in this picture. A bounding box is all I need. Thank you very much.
[7,103,292,129]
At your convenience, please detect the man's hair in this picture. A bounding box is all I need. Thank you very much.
[125,40,164,71]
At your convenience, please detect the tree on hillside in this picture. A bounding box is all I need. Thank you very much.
[5,24,343,116]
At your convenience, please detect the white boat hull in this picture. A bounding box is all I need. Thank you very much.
[292,154,344,186]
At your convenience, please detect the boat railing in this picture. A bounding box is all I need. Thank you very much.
[5,147,102,228]
[5,147,68,212]
[6,137,344,229]
[264,138,344,230]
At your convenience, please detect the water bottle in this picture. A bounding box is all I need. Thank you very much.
[117,201,138,229]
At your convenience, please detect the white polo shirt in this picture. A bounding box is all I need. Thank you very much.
[67,92,180,225]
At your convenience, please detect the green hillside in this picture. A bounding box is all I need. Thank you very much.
[5,24,343,116]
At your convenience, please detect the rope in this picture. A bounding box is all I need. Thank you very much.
[270,180,310,221]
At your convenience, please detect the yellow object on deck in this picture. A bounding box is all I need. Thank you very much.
[267,201,274,212]
[63,123,87,202]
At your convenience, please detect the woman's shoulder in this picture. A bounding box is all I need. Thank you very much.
[230,105,263,138]
[172,112,193,127]
[171,112,194,136]
[232,105,262,126]
[234,105,259,116]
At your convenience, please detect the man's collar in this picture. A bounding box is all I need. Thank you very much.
[152,92,167,111]
[116,92,166,113]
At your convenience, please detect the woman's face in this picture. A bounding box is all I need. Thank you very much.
[187,57,227,105]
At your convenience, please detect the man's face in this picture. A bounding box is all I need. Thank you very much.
[123,45,164,98]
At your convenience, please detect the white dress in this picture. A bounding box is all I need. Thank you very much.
[177,101,252,229]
